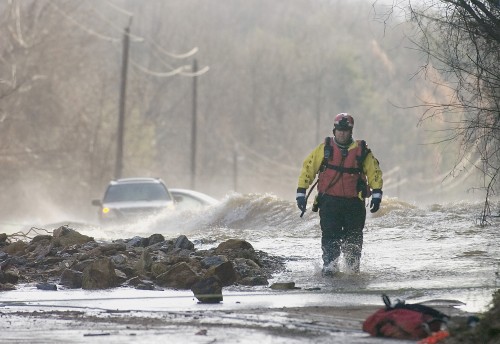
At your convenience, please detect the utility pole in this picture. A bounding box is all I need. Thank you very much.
[190,59,198,189]
[114,18,131,180]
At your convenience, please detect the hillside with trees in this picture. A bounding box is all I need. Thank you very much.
[0,0,487,224]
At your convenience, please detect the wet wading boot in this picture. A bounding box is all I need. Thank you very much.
[322,262,338,277]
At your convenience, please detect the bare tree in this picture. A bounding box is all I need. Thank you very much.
[399,0,500,224]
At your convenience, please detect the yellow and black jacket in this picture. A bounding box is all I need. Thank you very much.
[297,138,383,200]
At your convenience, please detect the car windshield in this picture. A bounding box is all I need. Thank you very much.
[103,183,171,203]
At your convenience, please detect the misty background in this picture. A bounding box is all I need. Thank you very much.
[0,0,483,226]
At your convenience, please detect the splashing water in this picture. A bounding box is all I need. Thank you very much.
[9,193,499,313]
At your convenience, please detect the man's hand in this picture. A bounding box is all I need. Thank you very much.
[296,188,307,212]
[296,194,306,212]
[370,189,382,213]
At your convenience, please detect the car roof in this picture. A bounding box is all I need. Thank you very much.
[169,188,219,204]
[109,177,165,185]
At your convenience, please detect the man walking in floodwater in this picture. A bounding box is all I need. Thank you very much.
[296,113,383,276]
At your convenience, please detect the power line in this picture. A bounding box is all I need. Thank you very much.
[129,61,190,78]
[149,43,199,60]
[128,56,209,78]
[48,1,119,43]
[179,65,210,77]
[49,1,208,78]
[89,7,143,42]
[239,143,300,173]
[96,1,201,61]
[102,0,199,60]
[103,0,134,17]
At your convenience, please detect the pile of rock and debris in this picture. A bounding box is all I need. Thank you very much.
[0,225,286,303]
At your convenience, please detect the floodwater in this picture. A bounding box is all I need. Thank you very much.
[1,194,499,343]
[73,193,498,313]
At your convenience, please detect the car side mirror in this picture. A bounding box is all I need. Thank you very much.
[91,199,102,207]
[174,195,183,203]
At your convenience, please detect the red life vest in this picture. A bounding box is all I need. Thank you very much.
[317,138,369,198]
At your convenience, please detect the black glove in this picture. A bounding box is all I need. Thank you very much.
[370,189,382,213]
[296,188,307,212]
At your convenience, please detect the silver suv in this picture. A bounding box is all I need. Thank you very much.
[92,178,175,224]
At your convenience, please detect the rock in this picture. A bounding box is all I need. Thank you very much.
[114,269,128,284]
[59,260,73,271]
[126,276,142,286]
[72,259,94,272]
[127,236,149,247]
[27,238,52,259]
[205,261,237,287]
[148,234,165,246]
[4,241,27,256]
[239,276,268,286]
[0,282,16,291]
[174,235,194,250]
[0,268,19,284]
[155,262,200,289]
[191,276,223,303]
[0,226,285,293]
[200,255,228,268]
[8,256,26,267]
[134,249,152,274]
[82,258,118,289]
[97,243,127,255]
[60,268,83,288]
[158,242,175,253]
[305,287,321,291]
[216,239,254,252]
[270,282,296,290]
[31,235,53,243]
[110,253,128,266]
[215,239,258,261]
[232,258,263,281]
[52,226,93,247]
[59,245,82,255]
[118,265,136,278]
[36,282,57,291]
[41,256,65,266]
[170,248,194,258]
[136,281,155,290]
[150,262,168,277]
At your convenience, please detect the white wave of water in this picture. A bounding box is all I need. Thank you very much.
[12,193,500,313]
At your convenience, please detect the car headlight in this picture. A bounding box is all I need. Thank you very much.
[101,207,118,219]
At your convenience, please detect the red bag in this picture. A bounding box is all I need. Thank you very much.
[363,295,449,340]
